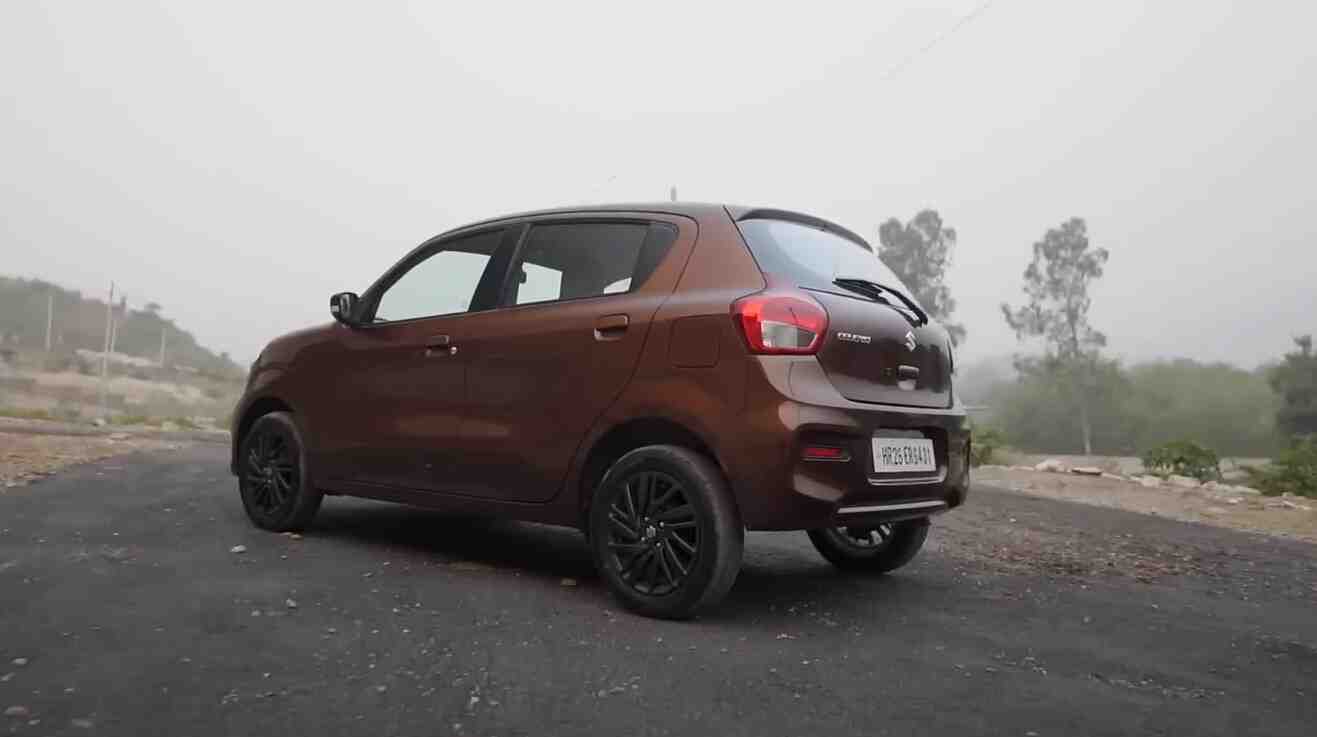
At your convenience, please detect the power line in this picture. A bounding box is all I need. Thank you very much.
[875,0,1000,83]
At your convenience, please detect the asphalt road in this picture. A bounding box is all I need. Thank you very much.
[1,445,1314,736]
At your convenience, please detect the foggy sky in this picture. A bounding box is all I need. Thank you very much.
[3,1,1314,367]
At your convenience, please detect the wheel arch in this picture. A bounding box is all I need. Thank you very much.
[575,416,732,528]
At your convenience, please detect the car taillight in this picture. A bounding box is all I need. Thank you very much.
[732,290,828,355]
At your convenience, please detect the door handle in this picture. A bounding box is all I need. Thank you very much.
[897,364,920,380]
[594,314,629,341]
[424,335,457,357]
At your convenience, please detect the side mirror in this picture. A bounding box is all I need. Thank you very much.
[329,292,360,326]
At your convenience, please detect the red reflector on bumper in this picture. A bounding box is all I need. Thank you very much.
[802,445,849,461]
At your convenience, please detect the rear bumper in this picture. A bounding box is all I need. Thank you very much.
[727,356,969,531]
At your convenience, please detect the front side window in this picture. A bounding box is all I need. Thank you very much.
[505,222,650,306]
[372,230,502,322]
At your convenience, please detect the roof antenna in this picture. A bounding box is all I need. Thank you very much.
[669,186,677,202]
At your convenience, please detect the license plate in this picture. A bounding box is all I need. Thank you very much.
[872,437,936,473]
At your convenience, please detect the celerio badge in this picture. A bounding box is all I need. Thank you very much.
[904,331,917,351]
[836,332,871,344]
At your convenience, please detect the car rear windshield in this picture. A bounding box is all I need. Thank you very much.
[736,218,919,304]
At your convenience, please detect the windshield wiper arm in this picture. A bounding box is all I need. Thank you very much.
[833,277,928,325]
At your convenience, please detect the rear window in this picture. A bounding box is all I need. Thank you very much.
[736,218,918,303]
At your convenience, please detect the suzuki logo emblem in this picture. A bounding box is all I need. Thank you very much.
[904,331,917,351]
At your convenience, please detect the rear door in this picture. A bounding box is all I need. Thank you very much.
[735,217,953,408]
[449,216,683,502]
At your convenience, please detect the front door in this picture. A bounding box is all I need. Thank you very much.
[322,227,508,491]
[454,218,683,502]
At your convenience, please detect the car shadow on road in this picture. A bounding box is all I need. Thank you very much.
[304,501,953,624]
[308,501,598,580]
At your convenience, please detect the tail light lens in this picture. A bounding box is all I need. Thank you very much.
[732,290,829,355]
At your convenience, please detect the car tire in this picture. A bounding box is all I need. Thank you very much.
[589,445,743,620]
[237,412,323,532]
[806,519,929,573]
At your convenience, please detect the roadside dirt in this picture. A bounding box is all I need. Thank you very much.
[0,431,183,489]
[972,465,1317,543]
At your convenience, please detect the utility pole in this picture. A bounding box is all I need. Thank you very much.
[158,326,167,367]
[98,281,114,418]
[669,186,677,202]
[44,291,54,352]
[109,294,124,355]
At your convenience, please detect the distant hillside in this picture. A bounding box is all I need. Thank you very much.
[0,276,242,379]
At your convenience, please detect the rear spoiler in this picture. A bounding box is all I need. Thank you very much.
[724,206,872,252]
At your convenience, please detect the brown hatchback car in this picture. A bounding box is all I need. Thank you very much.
[231,203,969,618]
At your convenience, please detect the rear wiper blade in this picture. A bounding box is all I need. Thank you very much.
[833,277,928,325]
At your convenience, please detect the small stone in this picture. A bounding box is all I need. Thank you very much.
[285,599,298,609]
[1138,476,1162,488]
[375,685,387,693]
[1070,466,1102,476]
[0,673,12,682]
[560,578,577,587]
[1166,474,1199,488]
[1034,459,1066,473]
[71,718,94,729]
[11,658,27,667]
[230,545,247,554]
[5,706,30,718]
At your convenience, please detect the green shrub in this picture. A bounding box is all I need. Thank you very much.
[1141,440,1221,481]
[1243,436,1317,498]
[0,406,55,421]
[970,425,1007,467]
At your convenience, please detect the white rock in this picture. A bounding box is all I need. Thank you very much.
[4,706,30,718]
[1034,459,1067,473]
[1167,475,1200,488]
[1138,476,1162,488]
[229,545,247,554]
[1070,466,1103,476]
[285,599,298,609]
[11,658,27,667]
[1226,498,1242,505]
[1101,473,1126,481]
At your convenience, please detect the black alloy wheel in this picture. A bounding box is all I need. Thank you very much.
[589,445,743,619]
[604,470,700,597]
[243,429,297,516]
[237,412,322,532]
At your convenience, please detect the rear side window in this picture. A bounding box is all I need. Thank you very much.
[736,219,918,304]
[505,222,673,307]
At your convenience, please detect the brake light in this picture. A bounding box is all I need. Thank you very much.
[732,290,828,355]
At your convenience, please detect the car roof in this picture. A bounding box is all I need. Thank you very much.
[442,202,872,250]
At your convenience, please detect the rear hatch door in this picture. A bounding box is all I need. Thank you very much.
[733,213,953,408]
